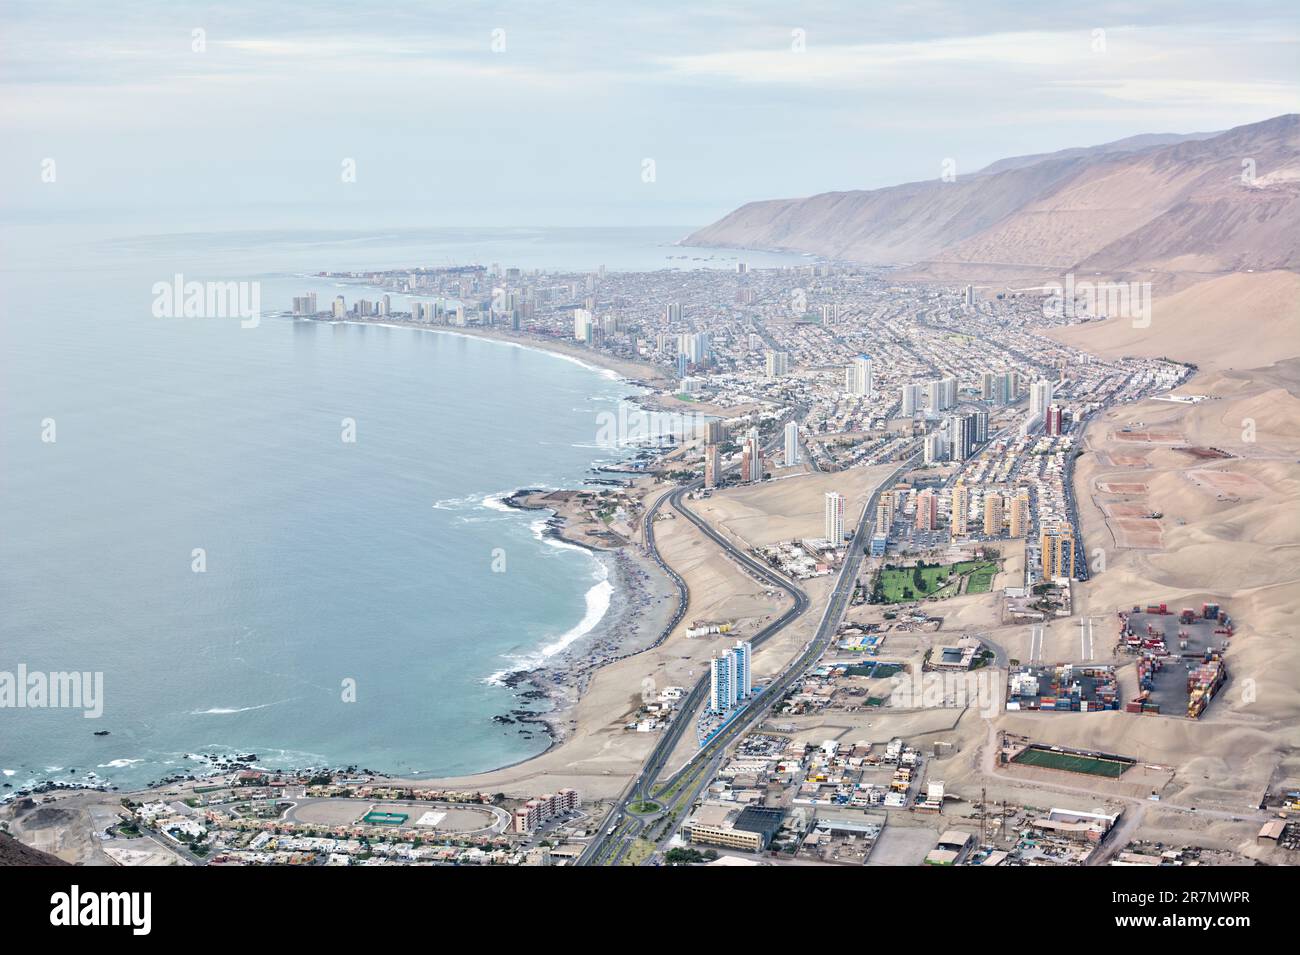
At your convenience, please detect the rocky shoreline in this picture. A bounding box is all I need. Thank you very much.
[490,488,680,754]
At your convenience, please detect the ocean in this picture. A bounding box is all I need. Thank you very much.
[0,223,806,792]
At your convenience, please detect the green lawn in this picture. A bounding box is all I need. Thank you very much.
[966,564,997,593]
[876,560,998,603]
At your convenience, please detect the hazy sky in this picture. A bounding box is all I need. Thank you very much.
[3,0,1297,228]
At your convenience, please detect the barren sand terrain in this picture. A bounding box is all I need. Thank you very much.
[1049,270,1300,372]
[691,465,895,549]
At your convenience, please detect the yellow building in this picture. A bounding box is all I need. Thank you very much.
[950,481,969,539]
[1008,489,1029,538]
[983,492,1003,537]
[1040,523,1076,580]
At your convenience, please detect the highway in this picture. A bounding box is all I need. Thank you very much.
[578,476,809,866]
[581,445,920,865]
[578,420,799,866]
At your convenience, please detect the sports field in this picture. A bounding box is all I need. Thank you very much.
[876,560,997,603]
[1012,745,1133,777]
[362,810,410,826]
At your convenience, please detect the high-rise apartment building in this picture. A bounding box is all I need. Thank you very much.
[1040,522,1076,580]
[824,491,846,542]
[678,331,711,365]
[704,444,721,489]
[709,641,752,713]
[783,421,800,467]
[573,308,593,343]
[709,653,734,714]
[983,492,1003,537]
[743,428,763,483]
[292,292,318,316]
[950,481,970,539]
[916,488,938,531]
[1008,489,1030,538]
[844,355,873,397]
[948,415,972,462]
[923,430,947,464]
[731,641,752,699]
[901,383,922,416]
[1030,378,1054,419]
[1046,404,1064,436]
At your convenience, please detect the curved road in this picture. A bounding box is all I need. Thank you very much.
[580,477,811,865]
[583,447,920,865]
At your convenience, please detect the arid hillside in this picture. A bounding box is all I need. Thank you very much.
[1048,270,1300,373]
[687,115,1300,277]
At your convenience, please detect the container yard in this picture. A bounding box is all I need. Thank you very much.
[1006,664,1120,712]
[1117,601,1233,719]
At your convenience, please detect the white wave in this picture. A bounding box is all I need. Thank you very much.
[97,758,144,769]
[529,518,592,555]
[2,769,14,777]
[481,491,515,512]
[189,700,289,715]
[486,556,612,684]
[433,491,506,511]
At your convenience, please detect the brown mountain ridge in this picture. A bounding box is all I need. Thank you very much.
[685,114,1300,277]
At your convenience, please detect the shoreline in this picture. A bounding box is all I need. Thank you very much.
[2,318,684,801]
[299,312,688,779]
[485,486,681,761]
[300,312,682,775]
[295,312,672,390]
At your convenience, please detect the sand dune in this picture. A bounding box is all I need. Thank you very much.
[1049,270,1300,372]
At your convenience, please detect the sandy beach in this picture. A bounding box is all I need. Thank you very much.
[304,312,672,388]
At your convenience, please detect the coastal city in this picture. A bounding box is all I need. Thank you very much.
[5,3,1296,941]
[8,259,1294,869]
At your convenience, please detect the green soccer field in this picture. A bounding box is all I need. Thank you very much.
[1012,746,1131,777]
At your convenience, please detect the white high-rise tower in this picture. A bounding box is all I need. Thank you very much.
[824,491,846,542]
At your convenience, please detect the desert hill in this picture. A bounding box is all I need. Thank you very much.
[686,115,1300,276]
[1048,269,1300,372]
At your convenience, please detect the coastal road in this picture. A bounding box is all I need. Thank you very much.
[581,420,802,867]
[638,451,922,857]
[581,476,812,866]
[638,486,690,651]
[582,448,920,865]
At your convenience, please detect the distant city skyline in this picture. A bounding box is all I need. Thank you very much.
[3,0,1297,228]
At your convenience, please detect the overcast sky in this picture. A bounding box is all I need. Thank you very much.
[3,0,1297,228]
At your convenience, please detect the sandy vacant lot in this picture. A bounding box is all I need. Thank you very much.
[691,465,896,550]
